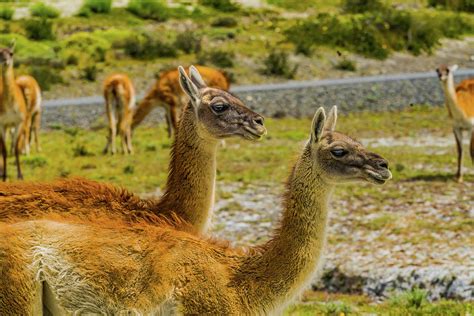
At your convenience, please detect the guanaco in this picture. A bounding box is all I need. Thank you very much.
[0,106,392,315]
[132,65,230,137]
[0,66,266,233]
[436,64,474,182]
[16,75,42,155]
[102,73,136,155]
[0,41,26,180]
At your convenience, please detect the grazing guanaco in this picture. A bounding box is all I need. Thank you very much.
[16,75,42,155]
[132,65,230,137]
[0,66,266,233]
[0,42,26,180]
[0,106,392,315]
[102,73,136,155]
[436,64,474,182]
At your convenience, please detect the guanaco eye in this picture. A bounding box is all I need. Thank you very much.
[211,103,229,114]
[330,149,347,158]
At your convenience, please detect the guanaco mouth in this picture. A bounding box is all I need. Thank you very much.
[364,168,392,185]
[243,126,267,140]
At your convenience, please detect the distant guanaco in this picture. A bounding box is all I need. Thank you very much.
[436,64,474,182]
[132,65,230,137]
[0,41,27,180]
[102,73,136,155]
[16,75,42,155]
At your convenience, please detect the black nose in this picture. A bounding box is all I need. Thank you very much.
[252,115,264,126]
[378,160,389,169]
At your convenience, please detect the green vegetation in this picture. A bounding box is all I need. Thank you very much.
[80,0,112,15]
[335,57,356,71]
[123,33,177,59]
[429,0,474,12]
[262,49,297,78]
[342,0,384,13]
[30,2,60,19]
[127,0,169,21]
[199,0,239,12]
[198,49,235,67]
[24,18,55,40]
[174,32,202,54]
[0,5,14,20]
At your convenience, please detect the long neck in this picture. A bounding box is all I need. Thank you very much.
[155,105,218,233]
[1,63,16,107]
[442,74,465,120]
[131,93,156,129]
[234,146,334,313]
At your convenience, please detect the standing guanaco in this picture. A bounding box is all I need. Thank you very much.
[0,66,266,234]
[436,64,474,182]
[132,65,230,137]
[103,73,136,155]
[0,106,392,315]
[0,41,26,180]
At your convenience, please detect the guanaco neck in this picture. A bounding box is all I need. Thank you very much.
[131,93,156,129]
[442,74,468,123]
[234,146,334,313]
[154,104,218,233]
[1,63,16,110]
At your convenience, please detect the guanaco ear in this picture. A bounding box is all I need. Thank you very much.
[311,107,326,143]
[189,65,207,89]
[178,65,200,105]
[324,105,337,131]
[9,39,16,53]
[449,64,458,72]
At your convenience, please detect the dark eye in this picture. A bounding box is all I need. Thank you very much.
[211,103,229,114]
[331,149,347,158]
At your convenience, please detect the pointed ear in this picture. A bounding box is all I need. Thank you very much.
[178,66,200,105]
[189,65,207,89]
[449,64,458,72]
[310,107,326,143]
[9,39,16,52]
[324,105,337,131]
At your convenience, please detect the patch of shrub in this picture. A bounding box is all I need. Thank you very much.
[335,58,356,71]
[123,165,134,174]
[30,2,60,18]
[61,32,110,63]
[23,156,48,168]
[428,0,474,12]
[123,33,177,59]
[199,0,239,12]
[174,32,201,54]
[0,5,14,20]
[30,66,64,91]
[342,0,384,13]
[198,49,234,67]
[389,288,428,310]
[81,65,98,82]
[73,144,94,157]
[262,49,297,79]
[80,0,112,14]
[127,0,169,21]
[24,18,55,40]
[211,16,238,27]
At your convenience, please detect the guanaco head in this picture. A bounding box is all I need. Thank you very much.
[0,40,15,67]
[178,65,266,141]
[308,106,391,185]
[436,64,458,82]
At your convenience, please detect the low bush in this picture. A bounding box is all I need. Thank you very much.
[30,66,64,91]
[123,33,177,59]
[174,32,201,54]
[0,34,56,60]
[211,17,238,27]
[73,144,94,157]
[0,5,14,20]
[60,32,110,63]
[262,49,297,79]
[199,0,239,12]
[335,58,356,71]
[24,18,55,40]
[81,65,98,82]
[30,2,60,18]
[80,0,112,14]
[198,49,234,67]
[428,0,474,12]
[342,0,384,13]
[127,0,169,21]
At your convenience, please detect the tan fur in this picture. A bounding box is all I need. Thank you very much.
[436,65,474,182]
[132,66,230,137]
[16,75,42,155]
[0,43,27,181]
[0,107,392,315]
[102,73,136,155]
[0,66,266,234]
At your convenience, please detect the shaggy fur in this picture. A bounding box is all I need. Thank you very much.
[0,66,265,234]
[16,75,42,155]
[436,64,474,182]
[0,107,392,315]
[131,65,230,137]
